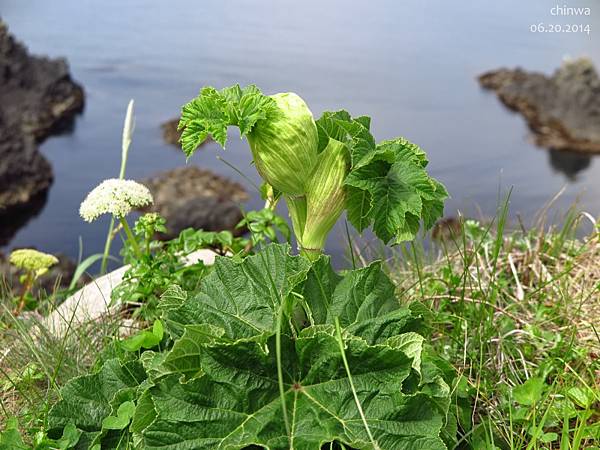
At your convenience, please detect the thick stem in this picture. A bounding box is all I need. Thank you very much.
[284,194,307,249]
[299,246,322,262]
[119,217,143,260]
[298,225,328,261]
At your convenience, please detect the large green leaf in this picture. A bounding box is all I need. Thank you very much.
[142,328,446,450]
[47,245,453,450]
[314,110,447,244]
[47,359,147,448]
[344,141,447,244]
[299,255,342,325]
[326,261,397,328]
[136,246,448,449]
[163,244,311,341]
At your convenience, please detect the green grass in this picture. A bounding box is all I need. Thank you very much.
[0,280,123,439]
[381,207,600,449]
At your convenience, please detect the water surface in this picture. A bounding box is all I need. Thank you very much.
[2,0,599,265]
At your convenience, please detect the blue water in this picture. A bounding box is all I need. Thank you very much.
[2,0,599,265]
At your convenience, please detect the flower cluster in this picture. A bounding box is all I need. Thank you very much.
[79,179,153,222]
[9,248,58,276]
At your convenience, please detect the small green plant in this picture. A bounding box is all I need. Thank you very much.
[8,248,58,315]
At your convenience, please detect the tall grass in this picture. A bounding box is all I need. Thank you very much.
[0,278,123,433]
[380,201,600,449]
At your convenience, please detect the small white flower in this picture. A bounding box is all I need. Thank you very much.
[79,179,153,222]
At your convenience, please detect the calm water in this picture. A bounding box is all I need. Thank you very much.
[1,0,599,265]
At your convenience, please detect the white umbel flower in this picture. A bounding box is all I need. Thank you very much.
[79,179,153,222]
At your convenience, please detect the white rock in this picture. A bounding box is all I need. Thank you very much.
[40,249,217,337]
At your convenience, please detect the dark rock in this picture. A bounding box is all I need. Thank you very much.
[0,20,84,141]
[479,58,600,153]
[161,118,212,148]
[0,112,53,214]
[0,19,84,216]
[140,166,249,240]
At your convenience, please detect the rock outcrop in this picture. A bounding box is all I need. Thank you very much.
[0,112,52,216]
[479,58,600,153]
[0,19,84,216]
[140,166,248,239]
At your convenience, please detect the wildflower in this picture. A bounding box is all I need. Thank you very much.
[79,179,153,222]
[9,248,58,277]
[10,248,58,315]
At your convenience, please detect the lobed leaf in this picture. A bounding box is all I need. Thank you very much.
[47,359,147,448]
[315,110,447,244]
[179,84,277,157]
[142,329,446,450]
[163,244,311,341]
[136,245,449,449]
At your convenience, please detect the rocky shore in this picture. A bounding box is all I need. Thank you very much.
[479,58,600,154]
[0,20,84,217]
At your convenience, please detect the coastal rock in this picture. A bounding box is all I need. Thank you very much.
[141,166,248,239]
[0,19,84,215]
[161,118,212,147]
[479,58,600,153]
[0,113,52,215]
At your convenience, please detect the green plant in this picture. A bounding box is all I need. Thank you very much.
[79,178,153,261]
[178,84,447,259]
[44,84,456,449]
[47,245,457,449]
[111,208,290,321]
[8,249,58,315]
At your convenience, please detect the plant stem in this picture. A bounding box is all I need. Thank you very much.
[275,304,291,441]
[299,246,322,262]
[285,194,307,248]
[100,100,135,274]
[14,272,33,316]
[100,217,116,274]
[334,318,379,450]
[119,217,142,260]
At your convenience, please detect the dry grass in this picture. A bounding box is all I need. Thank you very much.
[382,210,600,448]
